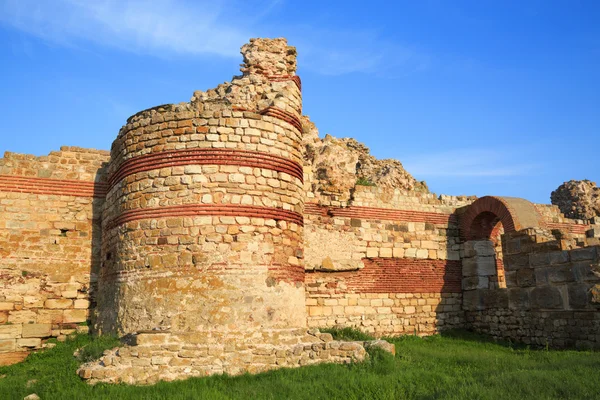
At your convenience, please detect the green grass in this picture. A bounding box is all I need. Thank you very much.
[320,327,375,341]
[1,330,600,400]
[355,178,376,187]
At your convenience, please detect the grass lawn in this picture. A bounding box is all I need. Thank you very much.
[1,330,599,400]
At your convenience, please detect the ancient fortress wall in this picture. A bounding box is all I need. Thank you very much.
[304,187,471,336]
[0,37,599,381]
[96,39,307,338]
[0,147,109,362]
[463,231,600,349]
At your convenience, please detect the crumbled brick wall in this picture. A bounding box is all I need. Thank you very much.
[302,188,469,336]
[0,148,109,362]
[96,38,306,337]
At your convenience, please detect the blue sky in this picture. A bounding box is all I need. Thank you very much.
[0,0,598,204]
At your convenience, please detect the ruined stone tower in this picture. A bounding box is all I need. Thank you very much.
[96,38,307,335]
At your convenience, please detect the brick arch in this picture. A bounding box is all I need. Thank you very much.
[459,196,543,240]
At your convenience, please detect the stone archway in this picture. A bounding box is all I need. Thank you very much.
[459,196,543,290]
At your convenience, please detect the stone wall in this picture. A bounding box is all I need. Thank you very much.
[95,38,306,337]
[0,147,109,363]
[77,329,376,385]
[303,187,471,336]
[463,230,600,349]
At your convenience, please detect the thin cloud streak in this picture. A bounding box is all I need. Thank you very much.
[0,0,249,57]
[0,0,432,75]
[402,149,541,178]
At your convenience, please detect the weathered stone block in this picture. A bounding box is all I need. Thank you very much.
[44,299,73,309]
[0,324,22,339]
[0,339,16,352]
[462,276,489,291]
[529,252,550,267]
[547,265,574,283]
[571,247,597,262]
[572,262,600,282]
[504,253,529,271]
[481,289,509,309]
[549,251,569,265]
[17,338,42,348]
[63,309,87,323]
[508,288,530,310]
[464,240,495,258]
[462,290,484,311]
[567,284,592,309]
[516,268,535,287]
[22,324,52,338]
[462,256,496,277]
[531,286,563,309]
[135,333,170,346]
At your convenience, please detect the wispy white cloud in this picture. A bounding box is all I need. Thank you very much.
[287,27,431,76]
[402,149,541,178]
[0,0,431,75]
[0,0,250,57]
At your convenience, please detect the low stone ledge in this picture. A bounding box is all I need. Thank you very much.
[77,329,394,385]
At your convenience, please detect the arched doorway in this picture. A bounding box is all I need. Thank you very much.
[459,196,543,290]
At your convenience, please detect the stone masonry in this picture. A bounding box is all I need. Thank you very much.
[1,38,599,382]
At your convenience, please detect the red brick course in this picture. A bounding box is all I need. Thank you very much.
[306,258,462,293]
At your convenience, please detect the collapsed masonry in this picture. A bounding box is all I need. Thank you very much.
[0,38,598,384]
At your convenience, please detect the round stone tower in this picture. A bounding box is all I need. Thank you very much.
[96,38,306,336]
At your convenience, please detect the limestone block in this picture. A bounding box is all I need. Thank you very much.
[63,309,87,323]
[22,323,51,338]
[0,339,16,352]
[74,299,90,309]
[0,302,14,311]
[363,340,396,356]
[44,299,73,309]
[17,338,42,348]
[0,324,22,339]
[462,256,496,277]
[531,286,563,309]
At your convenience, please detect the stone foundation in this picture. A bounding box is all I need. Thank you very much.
[77,329,380,385]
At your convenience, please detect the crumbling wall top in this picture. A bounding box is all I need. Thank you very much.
[240,38,297,76]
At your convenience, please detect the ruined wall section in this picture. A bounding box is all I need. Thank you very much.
[96,38,306,337]
[304,181,474,336]
[463,229,600,349]
[0,147,109,361]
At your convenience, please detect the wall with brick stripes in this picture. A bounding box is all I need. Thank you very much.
[0,147,109,362]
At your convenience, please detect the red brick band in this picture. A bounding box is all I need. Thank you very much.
[107,148,303,189]
[259,106,303,133]
[101,262,304,283]
[304,203,456,225]
[0,175,107,198]
[266,74,302,91]
[544,222,589,235]
[306,258,462,293]
[107,204,303,229]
